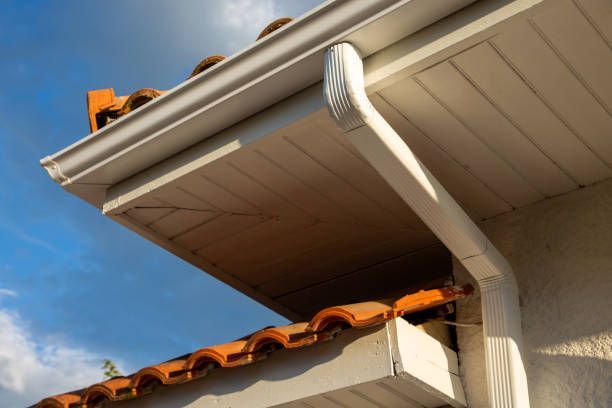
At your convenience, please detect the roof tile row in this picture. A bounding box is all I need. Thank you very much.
[37,284,473,408]
[86,17,293,133]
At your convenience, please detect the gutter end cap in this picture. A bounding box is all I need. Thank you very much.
[40,156,70,184]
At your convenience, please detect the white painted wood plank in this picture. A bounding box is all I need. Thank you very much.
[274,246,451,317]
[274,403,312,408]
[575,0,612,46]
[532,0,612,111]
[372,94,513,219]
[452,41,610,185]
[382,76,544,208]
[204,160,310,220]
[492,21,612,167]
[284,127,413,229]
[196,218,317,269]
[124,196,175,226]
[356,382,425,407]
[308,117,427,230]
[202,222,357,281]
[230,144,357,224]
[149,209,220,239]
[249,225,396,289]
[153,184,219,211]
[251,131,400,230]
[415,61,578,196]
[323,389,380,408]
[259,230,438,299]
[180,172,261,215]
[172,212,267,252]
[379,378,442,408]
[299,395,345,408]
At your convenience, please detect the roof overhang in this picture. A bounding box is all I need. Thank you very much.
[41,0,612,319]
[110,318,466,408]
[41,0,476,207]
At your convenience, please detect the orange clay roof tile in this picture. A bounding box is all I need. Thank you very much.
[85,17,293,134]
[393,284,475,317]
[257,17,293,40]
[130,359,190,388]
[36,284,472,407]
[189,55,226,78]
[185,340,266,370]
[241,322,336,353]
[37,392,82,408]
[81,377,132,405]
[306,300,394,332]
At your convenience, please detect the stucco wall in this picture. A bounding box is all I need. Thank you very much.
[454,179,612,407]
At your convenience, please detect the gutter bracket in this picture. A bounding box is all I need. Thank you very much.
[323,42,530,408]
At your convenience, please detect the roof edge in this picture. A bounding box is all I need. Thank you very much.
[40,0,474,195]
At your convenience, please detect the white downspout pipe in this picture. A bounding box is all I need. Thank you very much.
[324,43,529,408]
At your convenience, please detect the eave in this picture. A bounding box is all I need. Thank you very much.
[41,0,475,207]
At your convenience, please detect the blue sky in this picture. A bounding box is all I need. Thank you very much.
[0,0,322,405]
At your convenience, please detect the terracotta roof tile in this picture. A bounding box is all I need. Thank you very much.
[37,392,82,408]
[85,17,293,134]
[306,299,396,332]
[86,88,164,133]
[257,17,293,40]
[189,55,226,78]
[242,322,335,353]
[81,377,132,405]
[393,284,475,316]
[130,358,190,388]
[36,284,472,407]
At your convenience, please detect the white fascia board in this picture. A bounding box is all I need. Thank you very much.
[112,319,465,408]
[40,0,475,207]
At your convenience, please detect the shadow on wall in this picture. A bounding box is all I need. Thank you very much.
[453,179,612,408]
[529,348,611,407]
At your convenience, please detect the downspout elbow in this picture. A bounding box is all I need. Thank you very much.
[324,42,529,408]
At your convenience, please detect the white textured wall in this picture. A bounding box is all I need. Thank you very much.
[454,179,612,408]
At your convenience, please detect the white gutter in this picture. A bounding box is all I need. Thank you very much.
[40,0,474,206]
[323,43,529,407]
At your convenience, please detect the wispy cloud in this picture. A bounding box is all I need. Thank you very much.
[0,307,119,406]
[222,0,278,31]
[0,222,59,254]
[0,288,17,298]
[220,0,280,51]
[0,1,319,402]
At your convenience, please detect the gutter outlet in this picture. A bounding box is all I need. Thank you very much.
[323,42,529,408]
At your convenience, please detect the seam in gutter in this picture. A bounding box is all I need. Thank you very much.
[323,42,530,408]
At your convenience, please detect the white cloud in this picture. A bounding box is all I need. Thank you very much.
[222,0,277,31]
[0,306,115,406]
[220,0,279,50]
[0,288,17,298]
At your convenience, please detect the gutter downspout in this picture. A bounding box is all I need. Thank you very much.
[323,43,529,408]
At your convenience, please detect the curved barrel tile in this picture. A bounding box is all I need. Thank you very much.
[81,377,132,405]
[36,285,473,407]
[189,55,226,78]
[257,17,293,40]
[306,300,394,332]
[37,393,82,408]
[393,284,474,317]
